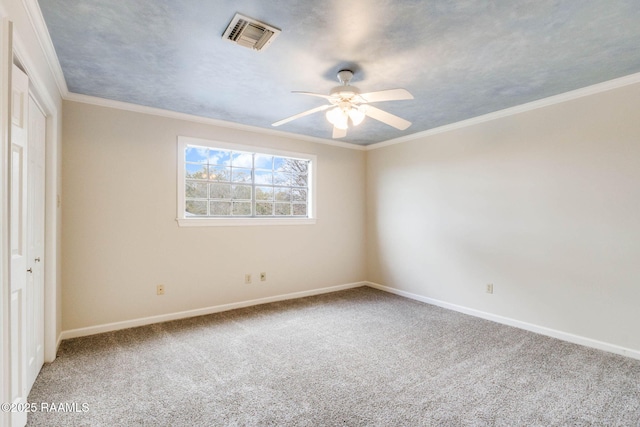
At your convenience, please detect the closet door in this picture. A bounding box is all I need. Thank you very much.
[9,62,29,427]
[26,95,45,390]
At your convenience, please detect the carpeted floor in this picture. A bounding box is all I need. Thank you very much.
[27,287,640,426]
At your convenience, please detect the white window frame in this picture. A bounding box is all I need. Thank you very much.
[177,136,317,226]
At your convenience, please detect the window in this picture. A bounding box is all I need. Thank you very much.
[177,136,316,226]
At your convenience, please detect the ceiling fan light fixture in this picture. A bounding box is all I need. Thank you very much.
[327,104,365,129]
[326,107,349,129]
[349,106,366,126]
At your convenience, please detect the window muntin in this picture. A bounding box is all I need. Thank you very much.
[178,137,315,225]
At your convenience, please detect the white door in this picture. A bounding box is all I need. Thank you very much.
[26,94,45,390]
[0,17,14,427]
[10,62,29,427]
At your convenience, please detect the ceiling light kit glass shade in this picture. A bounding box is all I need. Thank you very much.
[326,103,366,130]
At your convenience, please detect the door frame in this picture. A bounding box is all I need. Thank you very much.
[1,17,14,427]
[1,13,61,424]
[12,30,61,365]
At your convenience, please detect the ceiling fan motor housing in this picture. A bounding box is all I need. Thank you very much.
[337,69,354,84]
[329,86,360,103]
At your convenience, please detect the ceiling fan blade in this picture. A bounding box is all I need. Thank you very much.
[359,88,413,103]
[332,126,347,139]
[292,91,333,100]
[364,105,412,130]
[272,104,330,127]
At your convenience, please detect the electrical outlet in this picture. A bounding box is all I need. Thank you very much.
[245,274,252,284]
[157,285,165,295]
[260,272,267,282]
[486,283,494,294]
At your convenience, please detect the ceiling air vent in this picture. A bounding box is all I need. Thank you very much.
[222,13,281,52]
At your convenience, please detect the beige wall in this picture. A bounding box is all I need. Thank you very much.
[63,79,640,355]
[367,82,640,352]
[62,101,366,330]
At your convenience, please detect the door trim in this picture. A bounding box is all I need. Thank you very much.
[0,17,13,427]
[12,30,61,364]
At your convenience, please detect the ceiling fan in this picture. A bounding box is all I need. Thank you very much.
[272,70,413,139]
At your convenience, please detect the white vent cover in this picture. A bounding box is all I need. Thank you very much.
[222,13,281,51]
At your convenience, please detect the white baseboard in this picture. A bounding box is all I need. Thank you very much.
[366,281,640,361]
[58,280,640,362]
[60,281,366,341]
[47,333,63,363]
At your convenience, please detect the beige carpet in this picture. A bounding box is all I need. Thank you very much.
[27,287,640,426]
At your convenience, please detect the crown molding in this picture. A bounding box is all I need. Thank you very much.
[12,30,58,115]
[366,71,640,151]
[65,92,366,151]
[24,0,363,152]
[23,0,363,152]
[20,0,68,97]
[69,69,640,153]
[21,0,640,152]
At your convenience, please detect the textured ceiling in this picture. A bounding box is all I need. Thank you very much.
[38,0,640,146]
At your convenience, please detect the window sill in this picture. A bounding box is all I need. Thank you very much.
[176,217,317,227]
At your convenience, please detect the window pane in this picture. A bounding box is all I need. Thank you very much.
[292,173,308,187]
[274,188,291,202]
[255,186,274,201]
[292,203,307,216]
[185,181,208,198]
[209,149,231,166]
[186,200,207,216]
[254,154,273,170]
[255,170,273,185]
[231,152,253,168]
[210,201,231,216]
[186,163,208,180]
[232,201,251,216]
[232,185,252,200]
[232,168,252,183]
[209,183,231,199]
[209,166,230,182]
[273,172,290,185]
[288,159,308,173]
[292,188,307,202]
[273,157,287,171]
[275,203,291,216]
[185,146,208,163]
[256,202,273,216]
[181,142,312,220]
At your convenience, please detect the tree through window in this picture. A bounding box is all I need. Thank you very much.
[182,142,312,219]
